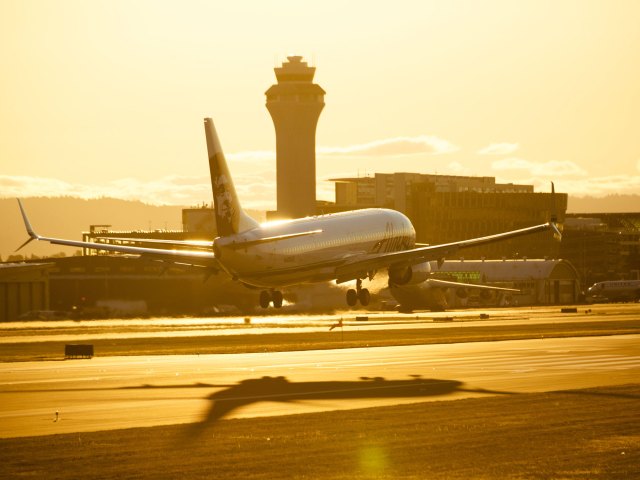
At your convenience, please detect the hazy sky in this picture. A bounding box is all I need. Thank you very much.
[1,0,639,210]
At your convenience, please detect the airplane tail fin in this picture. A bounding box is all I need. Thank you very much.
[204,118,258,236]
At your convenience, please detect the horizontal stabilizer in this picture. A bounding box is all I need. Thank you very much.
[94,237,213,251]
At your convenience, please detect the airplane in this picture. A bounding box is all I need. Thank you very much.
[585,279,640,303]
[388,268,518,312]
[16,118,562,310]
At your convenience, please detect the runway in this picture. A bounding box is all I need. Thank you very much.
[1,334,638,438]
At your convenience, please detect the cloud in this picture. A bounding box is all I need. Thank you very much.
[477,143,519,155]
[551,175,640,197]
[0,175,76,195]
[446,161,471,175]
[0,134,459,210]
[225,135,460,164]
[318,135,459,157]
[491,158,588,177]
[3,169,639,213]
[108,176,213,205]
[0,174,276,210]
[226,151,275,163]
[4,138,636,210]
[225,136,461,162]
[491,174,640,197]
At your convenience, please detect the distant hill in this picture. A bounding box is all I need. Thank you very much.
[0,197,186,260]
[567,194,640,213]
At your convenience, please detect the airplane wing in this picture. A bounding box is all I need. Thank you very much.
[335,220,561,283]
[423,277,519,293]
[15,199,220,269]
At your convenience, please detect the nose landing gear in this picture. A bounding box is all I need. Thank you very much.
[346,279,370,307]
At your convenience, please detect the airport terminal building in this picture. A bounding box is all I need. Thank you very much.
[324,172,567,260]
[0,262,53,321]
[561,213,640,287]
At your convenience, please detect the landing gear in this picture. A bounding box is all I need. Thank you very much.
[259,290,283,309]
[358,287,371,306]
[272,290,283,308]
[346,289,358,307]
[346,279,371,308]
[259,290,271,309]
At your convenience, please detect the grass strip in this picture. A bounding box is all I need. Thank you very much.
[1,383,638,479]
[1,319,638,362]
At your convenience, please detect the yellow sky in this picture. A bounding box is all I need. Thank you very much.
[1,0,639,209]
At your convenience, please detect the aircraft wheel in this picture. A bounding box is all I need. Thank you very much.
[259,290,271,309]
[358,288,370,306]
[272,290,283,308]
[346,289,358,307]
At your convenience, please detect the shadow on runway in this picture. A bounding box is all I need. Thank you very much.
[186,375,512,435]
[2,375,512,427]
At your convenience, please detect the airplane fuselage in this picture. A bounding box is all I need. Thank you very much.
[586,280,640,302]
[214,208,415,288]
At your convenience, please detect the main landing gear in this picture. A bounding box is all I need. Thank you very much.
[259,290,283,309]
[346,279,370,307]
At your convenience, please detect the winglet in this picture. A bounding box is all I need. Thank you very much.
[15,199,40,251]
[550,182,557,223]
[549,182,562,241]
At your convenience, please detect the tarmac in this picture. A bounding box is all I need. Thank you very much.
[1,303,638,438]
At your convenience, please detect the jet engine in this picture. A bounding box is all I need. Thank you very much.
[479,289,492,301]
[388,262,431,286]
[455,288,469,299]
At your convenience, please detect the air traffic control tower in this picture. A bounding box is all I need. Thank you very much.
[266,56,325,218]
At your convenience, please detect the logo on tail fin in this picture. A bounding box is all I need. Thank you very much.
[204,118,258,237]
[212,170,236,236]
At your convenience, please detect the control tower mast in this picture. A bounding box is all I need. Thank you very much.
[266,56,325,218]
